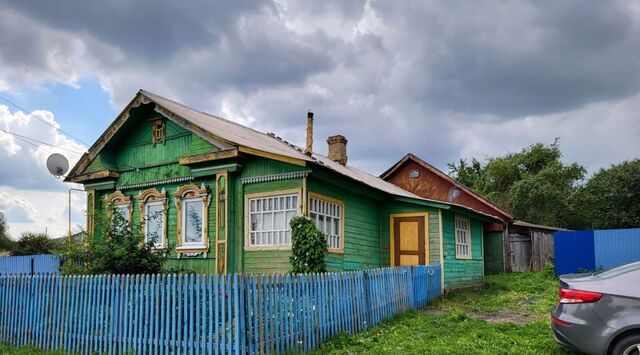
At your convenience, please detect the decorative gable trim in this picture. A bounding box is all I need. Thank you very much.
[240,170,312,185]
[65,91,234,183]
[117,176,194,191]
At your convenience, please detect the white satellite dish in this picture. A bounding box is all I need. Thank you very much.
[46,153,69,177]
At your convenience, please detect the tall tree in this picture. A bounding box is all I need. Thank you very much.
[448,140,586,228]
[570,160,640,229]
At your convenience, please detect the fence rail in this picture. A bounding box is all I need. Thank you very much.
[0,265,441,354]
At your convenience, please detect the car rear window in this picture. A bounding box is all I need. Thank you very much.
[595,261,640,278]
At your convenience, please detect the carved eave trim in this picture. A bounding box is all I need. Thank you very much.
[241,170,312,184]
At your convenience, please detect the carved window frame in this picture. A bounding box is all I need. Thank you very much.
[104,190,132,222]
[174,183,211,253]
[137,188,168,250]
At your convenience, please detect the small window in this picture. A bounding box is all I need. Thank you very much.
[409,169,420,178]
[144,202,164,247]
[182,198,204,246]
[310,195,343,250]
[151,118,165,145]
[455,216,471,258]
[114,205,130,222]
[248,194,298,247]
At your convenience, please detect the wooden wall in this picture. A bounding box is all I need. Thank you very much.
[441,210,484,289]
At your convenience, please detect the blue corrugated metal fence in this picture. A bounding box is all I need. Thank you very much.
[554,231,595,275]
[554,228,640,275]
[0,265,441,354]
[0,254,60,275]
[594,229,640,270]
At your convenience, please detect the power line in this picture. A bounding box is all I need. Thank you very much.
[0,95,91,147]
[0,127,85,155]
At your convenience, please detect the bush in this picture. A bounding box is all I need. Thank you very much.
[61,205,165,275]
[12,232,55,256]
[289,216,328,273]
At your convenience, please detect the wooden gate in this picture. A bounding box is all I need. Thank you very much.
[509,234,531,272]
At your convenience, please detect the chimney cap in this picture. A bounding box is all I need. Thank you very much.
[307,111,314,119]
[327,135,347,144]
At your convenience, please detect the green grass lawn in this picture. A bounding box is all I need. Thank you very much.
[0,343,65,354]
[312,268,577,355]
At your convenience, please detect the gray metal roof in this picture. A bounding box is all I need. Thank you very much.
[142,90,313,163]
[143,90,504,219]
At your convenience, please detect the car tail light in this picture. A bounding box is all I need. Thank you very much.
[558,288,603,304]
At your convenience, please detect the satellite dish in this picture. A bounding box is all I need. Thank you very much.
[46,153,69,177]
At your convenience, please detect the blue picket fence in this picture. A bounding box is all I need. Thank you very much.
[0,254,60,275]
[0,265,441,354]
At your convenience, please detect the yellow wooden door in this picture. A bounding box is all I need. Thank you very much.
[393,217,426,266]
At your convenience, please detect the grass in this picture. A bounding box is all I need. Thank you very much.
[0,343,65,354]
[311,268,577,355]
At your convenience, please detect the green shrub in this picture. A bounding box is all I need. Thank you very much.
[61,205,165,275]
[12,232,55,256]
[289,216,328,273]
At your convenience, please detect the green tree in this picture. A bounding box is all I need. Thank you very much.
[289,216,328,273]
[570,160,640,229]
[448,140,586,228]
[0,212,16,252]
[12,232,55,255]
[62,205,165,274]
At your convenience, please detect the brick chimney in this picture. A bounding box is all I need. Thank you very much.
[327,135,348,165]
[305,112,314,155]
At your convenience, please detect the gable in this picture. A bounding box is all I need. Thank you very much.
[383,157,512,221]
[80,103,221,176]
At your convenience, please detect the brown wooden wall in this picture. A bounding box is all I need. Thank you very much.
[384,159,510,221]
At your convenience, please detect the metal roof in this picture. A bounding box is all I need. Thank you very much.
[141,90,313,163]
[511,220,567,231]
[67,89,502,220]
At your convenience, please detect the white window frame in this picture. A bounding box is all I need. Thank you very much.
[173,183,211,253]
[137,188,168,250]
[245,189,301,250]
[144,201,165,248]
[181,197,206,248]
[309,192,344,253]
[455,215,472,259]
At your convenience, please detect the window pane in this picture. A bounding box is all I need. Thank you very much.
[145,204,163,247]
[248,194,298,246]
[184,200,203,244]
[115,205,129,222]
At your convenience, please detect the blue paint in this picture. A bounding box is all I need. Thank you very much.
[555,228,640,275]
[0,266,441,354]
[594,228,640,269]
[554,230,595,275]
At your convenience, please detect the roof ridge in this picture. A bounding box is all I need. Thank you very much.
[140,89,284,143]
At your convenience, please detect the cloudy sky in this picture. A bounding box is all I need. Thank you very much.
[1,0,639,238]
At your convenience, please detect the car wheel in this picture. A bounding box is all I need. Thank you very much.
[612,334,640,355]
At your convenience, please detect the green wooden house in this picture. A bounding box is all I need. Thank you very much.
[65,90,500,290]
